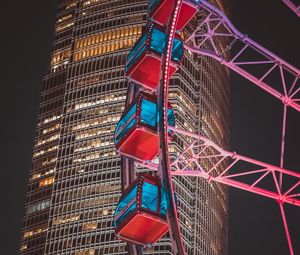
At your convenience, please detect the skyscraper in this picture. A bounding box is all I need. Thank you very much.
[20,0,230,254]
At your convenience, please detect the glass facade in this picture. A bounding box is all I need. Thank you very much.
[20,0,230,255]
[114,184,138,229]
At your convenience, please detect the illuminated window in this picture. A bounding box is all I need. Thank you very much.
[82,0,100,6]
[27,199,51,214]
[74,150,116,163]
[20,244,27,251]
[56,22,74,32]
[39,176,55,187]
[31,168,55,180]
[33,145,58,157]
[74,139,101,152]
[36,133,60,146]
[57,14,73,23]
[73,94,126,111]
[23,226,48,238]
[41,114,62,124]
[53,215,80,225]
[82,222,97,231]
[41,156,57,166]
[74,249,95,255]
[65,1,76,9]
[74,152,100,162]
[71,114,120,132]
[51,49,71,72]
[73,26,143,61]
[42,123,61,134]
[51,49,71,65]
[75,126,114,140]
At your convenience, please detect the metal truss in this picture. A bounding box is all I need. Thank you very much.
[137,126,300,255]
[177,1,300,254]
[139,126,300,208]
[184,0,300,113]
[153,1,300,254]
[283,0,300,18]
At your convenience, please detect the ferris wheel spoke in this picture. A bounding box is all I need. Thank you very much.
[279,202,295,255]
[282,0,300,18]
[186,0,300,113]
[137,126,300,208]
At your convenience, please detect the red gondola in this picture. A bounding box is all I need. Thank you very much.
[148,0,198,31]
[125,23,183,91]
[114,92,175,161]
[114,174,169,246]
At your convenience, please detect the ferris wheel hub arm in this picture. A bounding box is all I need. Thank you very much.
[136,126,300,208]
[186,0,300,113]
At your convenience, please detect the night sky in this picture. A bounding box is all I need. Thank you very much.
[1,0,299,254]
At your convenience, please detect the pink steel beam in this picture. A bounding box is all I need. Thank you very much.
[135,126,300,207]
[282,0,300,18]
[280,104,288,188]
[185,0,300,113]
[279,202,295,255]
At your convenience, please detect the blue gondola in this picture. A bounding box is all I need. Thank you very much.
[114,91,175,160]
[114,174,169,245]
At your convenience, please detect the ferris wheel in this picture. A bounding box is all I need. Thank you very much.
[112,1,300,254]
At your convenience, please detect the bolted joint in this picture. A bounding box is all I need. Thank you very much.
[281,96,292,106]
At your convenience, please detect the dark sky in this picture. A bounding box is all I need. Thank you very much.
[1,0,299,255]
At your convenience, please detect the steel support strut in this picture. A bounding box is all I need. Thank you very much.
[182,4,300,252]
[138,126,300,207]
[158,0,185,254]
[136,126,300,254]
[282,0,300,18]
[279,202,295,255]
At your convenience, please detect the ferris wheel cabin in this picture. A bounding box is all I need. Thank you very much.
[148,0,198,31]
[114,174,169,246]
[114,92,175,161]
[125,23,183,91]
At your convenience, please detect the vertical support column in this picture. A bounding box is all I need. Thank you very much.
[280,103,287,188]
[278,202,294,255]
